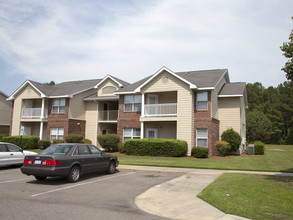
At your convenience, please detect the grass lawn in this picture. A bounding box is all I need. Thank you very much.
[198,173,293,220]
[113,145,293,172]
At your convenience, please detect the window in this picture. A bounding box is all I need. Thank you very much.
[73,145,91,155]
[124,95,142,112]
[196,128,208,148]
[52,99,66,113]
[123,128,141,142]
[50,128,64,141]
[196,92,208,110]
[7,144,22,152]
[146,128,158,139]
[88,145,102,155]
[0,144,6,152]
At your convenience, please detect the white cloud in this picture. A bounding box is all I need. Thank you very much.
[0,0,292,88]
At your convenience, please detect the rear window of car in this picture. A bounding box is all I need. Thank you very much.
[40,144,73,155]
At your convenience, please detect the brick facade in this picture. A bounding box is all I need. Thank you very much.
[117,95,141,142]
[46,98,85,140]
[194,91,219,156]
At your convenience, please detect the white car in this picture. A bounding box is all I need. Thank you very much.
[0,142,38,167]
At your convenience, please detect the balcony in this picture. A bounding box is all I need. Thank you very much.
[144,103,177,117]
[99,110,118,121]
[22,108,48,119]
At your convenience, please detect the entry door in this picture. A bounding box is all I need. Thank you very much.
[103,103,109,120]
[148,95,159,115]
[146,128,158,139]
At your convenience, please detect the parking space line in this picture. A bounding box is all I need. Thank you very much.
[0,177,31,184]
[31,172,136,197]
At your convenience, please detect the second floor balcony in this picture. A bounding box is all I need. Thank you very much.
[99,110,118,121]
[144,103,177,117]
[22,108,48,119]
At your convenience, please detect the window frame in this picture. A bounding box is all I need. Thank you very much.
[52,98,66,114]
[123,128,141,142]
[196,92,208,111]
[50,127,64,141]
[124,95,142,112]
[196,128,208,148]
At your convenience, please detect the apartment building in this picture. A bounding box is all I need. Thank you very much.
[8,67,247,156]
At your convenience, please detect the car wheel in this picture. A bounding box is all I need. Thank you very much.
[107,161,116,174]
[67,166,81,183]
[35,176,47,181]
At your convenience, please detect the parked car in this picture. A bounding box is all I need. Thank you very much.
[21,143,119,182]
[0,142,38,167]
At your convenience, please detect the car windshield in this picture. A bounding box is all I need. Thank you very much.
[40,144,73,156]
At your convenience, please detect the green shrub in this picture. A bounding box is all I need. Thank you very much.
[221,128,242,152]
[216,141,231,157]
[254,141,265,155]
[97,134,120,152]
[81,138,92,144]
[53,139,65,144]
[191,147,209,158]
[123,139,187,157]
[38,140,51,149]
[2,136,39,149]
[0,134,8,141]
[64,134,84,143]
[118,143,124,153]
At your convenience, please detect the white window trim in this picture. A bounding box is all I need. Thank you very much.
[196,92,208,111]
[50,127,64,141]
[123,128,141,142]
[124,95,142,112]
[196,128,208,148]
[52,98,66,113]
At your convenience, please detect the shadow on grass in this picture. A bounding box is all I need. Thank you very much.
[263,174,293,184]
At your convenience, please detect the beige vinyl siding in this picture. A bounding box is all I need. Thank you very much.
[69,88,96,120]
[97,79,119,97]
[0,94,12,125]
[218,97,241,136]
[85,102,98,146]
[211,75,227,119]
[11,84,42,136]
[141,70,193,155]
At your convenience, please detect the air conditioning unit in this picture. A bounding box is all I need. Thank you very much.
[247,144,255,155]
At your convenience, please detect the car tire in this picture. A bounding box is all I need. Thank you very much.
[35,176,47,181]
[107,161,116,174]
[67,166,81,183]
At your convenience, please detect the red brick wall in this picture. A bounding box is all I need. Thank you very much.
[194,91,220,156]
[117,95,141,142]
[69,119,86,137]
[47,98,70,140]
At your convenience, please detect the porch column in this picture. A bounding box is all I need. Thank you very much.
[141,93,145,117]
[39,98,45,140]
[140,122,144,139]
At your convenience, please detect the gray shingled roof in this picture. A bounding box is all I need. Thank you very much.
[116,69,228,93]
[218,82,246,96]
[29,79,102,97]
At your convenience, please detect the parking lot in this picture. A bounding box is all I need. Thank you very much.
[0,166,178,220]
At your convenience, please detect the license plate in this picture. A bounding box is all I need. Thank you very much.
[34,160,41,165]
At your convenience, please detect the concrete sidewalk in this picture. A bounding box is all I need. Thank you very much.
[118,165,293,220]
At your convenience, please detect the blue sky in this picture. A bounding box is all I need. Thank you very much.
[0,0,292,96]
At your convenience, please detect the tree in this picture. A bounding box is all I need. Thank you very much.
[246,111,272,143]
[280,17,293,81]
[45,81,55,85]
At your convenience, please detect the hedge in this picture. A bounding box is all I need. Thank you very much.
[53,139,65,144]
[64,134,84,143]
[123,139,187,157]
[97,134,120,152]
[191,147,209,158]
[221,128,242,152]
[2,136,39,149]
[216,141,231,157]
[38,140,51,149]
[254,141,265,155]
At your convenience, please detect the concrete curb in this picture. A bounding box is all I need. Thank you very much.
[118,165,293,220]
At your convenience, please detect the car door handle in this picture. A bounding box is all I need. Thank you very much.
[10,153,14,156]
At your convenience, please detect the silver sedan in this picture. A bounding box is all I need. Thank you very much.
[0,142,37,167]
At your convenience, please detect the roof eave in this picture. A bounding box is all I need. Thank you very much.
[94,75,123,89]
[7,80,46,100]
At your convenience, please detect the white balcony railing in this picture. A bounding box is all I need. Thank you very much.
[144,103,177,117]
[22,108,48,119]
[99,110,118,121]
